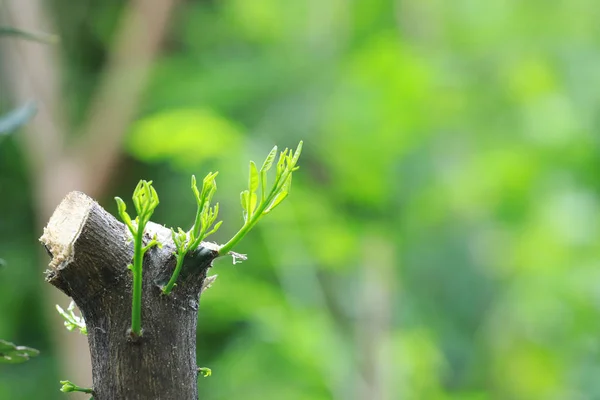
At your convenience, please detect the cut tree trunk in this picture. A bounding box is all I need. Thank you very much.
[40,191,218,400]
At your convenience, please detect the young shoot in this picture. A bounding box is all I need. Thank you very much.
[59,380,94,396]
[218,141,302,257]
[162,173,222,295]
[115,180,161,337]
[56,301,87,335]
[116,142,302,299]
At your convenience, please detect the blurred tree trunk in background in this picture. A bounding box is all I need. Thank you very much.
[2,0,178,393]
[356,234,395,400]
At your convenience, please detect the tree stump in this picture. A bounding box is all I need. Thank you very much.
[40,191,218,399]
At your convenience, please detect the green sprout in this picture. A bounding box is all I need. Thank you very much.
[56,301,87,335]
[115,180,161,337]
[218,141,303,257]
[59,380,94,397]
[162,173,222,295]
[118,143,302,298]
[197,367,212,377]
[0,339,39,364]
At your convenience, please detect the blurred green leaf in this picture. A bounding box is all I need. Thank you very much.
[0,102,37,135]
[0,339,39,364]
[0,27,58,43]
[127,108,242,169]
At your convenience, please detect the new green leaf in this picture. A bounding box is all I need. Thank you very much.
[218,141,303,258]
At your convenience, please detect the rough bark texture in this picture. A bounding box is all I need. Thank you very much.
[40,192,218,400]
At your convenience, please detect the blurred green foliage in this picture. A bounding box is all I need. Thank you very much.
[2,0,600,399]
[0,339,39,364]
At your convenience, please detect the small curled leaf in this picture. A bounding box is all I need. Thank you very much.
[249,161,259,195]
[205,220,223,237]
[276,148,288,177]
[217,141,302,256]
[264,191,288,214]
[249,192,257,218]
[260,146,278,172]
[115,197,134,233]
[56,302,87,335]
[240,190,250,221]
[291,140,303,166]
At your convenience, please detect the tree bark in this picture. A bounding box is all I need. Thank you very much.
[40,191,218,400]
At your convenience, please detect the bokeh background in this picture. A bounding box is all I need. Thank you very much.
[2,0,600,399]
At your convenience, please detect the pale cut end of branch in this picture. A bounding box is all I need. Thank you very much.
[200,241,220,253]
[201,274,218,293]
[39,191,95,270]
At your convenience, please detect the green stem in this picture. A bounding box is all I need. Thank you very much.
[74,386,93,394]
[218,204,265,256]
[162,251,186,295]
[191,204,202,239]
[130,228,144,336]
